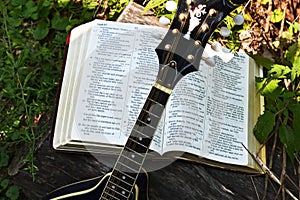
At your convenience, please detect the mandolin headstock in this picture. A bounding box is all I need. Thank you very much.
[155,0,247,89]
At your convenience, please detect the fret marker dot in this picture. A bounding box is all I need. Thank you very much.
[112,185,115,189]
[138,137,142,141]
[122,191,126,195]
[131,154,135,158]
[147,117,151,122]
[122,175,126,180]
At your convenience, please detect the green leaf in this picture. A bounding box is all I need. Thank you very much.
[252,55,274,69]
[5,186,19,200]
[57,0,70,7]
[82,0,98,9]
[291,56,300,81]
[260,0,269,5]
[37,2,51,18]
[268,64,291,78]
[23,1,38,19]
[279,125,295,162]
[285,42,300,64]
[9,0,27,6]
[33,21,49,40]
[260,79,281,97]
[6,17,22,27]
[282,31,293,40]
[291,104,300,151]
[287,21,300,32]
[0,179,9,190]
[0,148,9,168]
[144,0,167,13]
[253,111,276,143]
[270,9,284,23]
[51,12,69,31]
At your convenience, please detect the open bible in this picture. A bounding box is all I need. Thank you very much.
[51,19,265,173]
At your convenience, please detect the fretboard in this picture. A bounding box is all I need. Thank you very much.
[100,84,171,200]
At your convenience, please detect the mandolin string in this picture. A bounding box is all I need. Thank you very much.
[101,91,160,200]
[194,13,210,45]
[102,4,190,200]
[162,8,189,70]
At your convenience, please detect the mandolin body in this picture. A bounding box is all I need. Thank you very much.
[45,171,149,200]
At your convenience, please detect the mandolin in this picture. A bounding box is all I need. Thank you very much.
[46,0,247,199]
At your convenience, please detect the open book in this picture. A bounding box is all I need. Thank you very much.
[52,19,266,173]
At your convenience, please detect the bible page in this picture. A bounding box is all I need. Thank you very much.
[163,46,251,165]
[53,22,92,148]
[70,20,167,152]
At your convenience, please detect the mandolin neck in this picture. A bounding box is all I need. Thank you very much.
[100,83,171,199]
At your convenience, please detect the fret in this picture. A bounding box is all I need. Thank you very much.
[133,121,156,139]
[111,170,135,183]
[107,177,132,195]
[123,146,144,164]
[124,137,148,154]
[115,161,140,174]
[110,174,133,187]
[107,180,132,195]
[148,86,170,106]
[121,153,142,166]
[132,125,154,139]
[138,101,164,127]
[123,146,145,159]
[131,128,151,140]
[101,87,171,200]
[142,108,159,118]
[128,136,148,149]
[104,185,128,199]
[142,98,165,118]
[130,129,153,148]
[102,191,120,200]
[137,118,155,129]
[117,155,141,172]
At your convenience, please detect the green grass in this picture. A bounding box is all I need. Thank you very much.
[0,0,130,198]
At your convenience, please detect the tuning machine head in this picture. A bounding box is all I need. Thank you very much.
[233,14,244,25]
[166,1,177,12]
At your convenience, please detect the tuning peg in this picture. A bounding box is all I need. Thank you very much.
[159,16,170,26]
[152,32,164,40]
[202,56,216,67]
[219,27,230,37]
[208,41,222,52]
[166,1,177,12]
[233,14,244,25]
